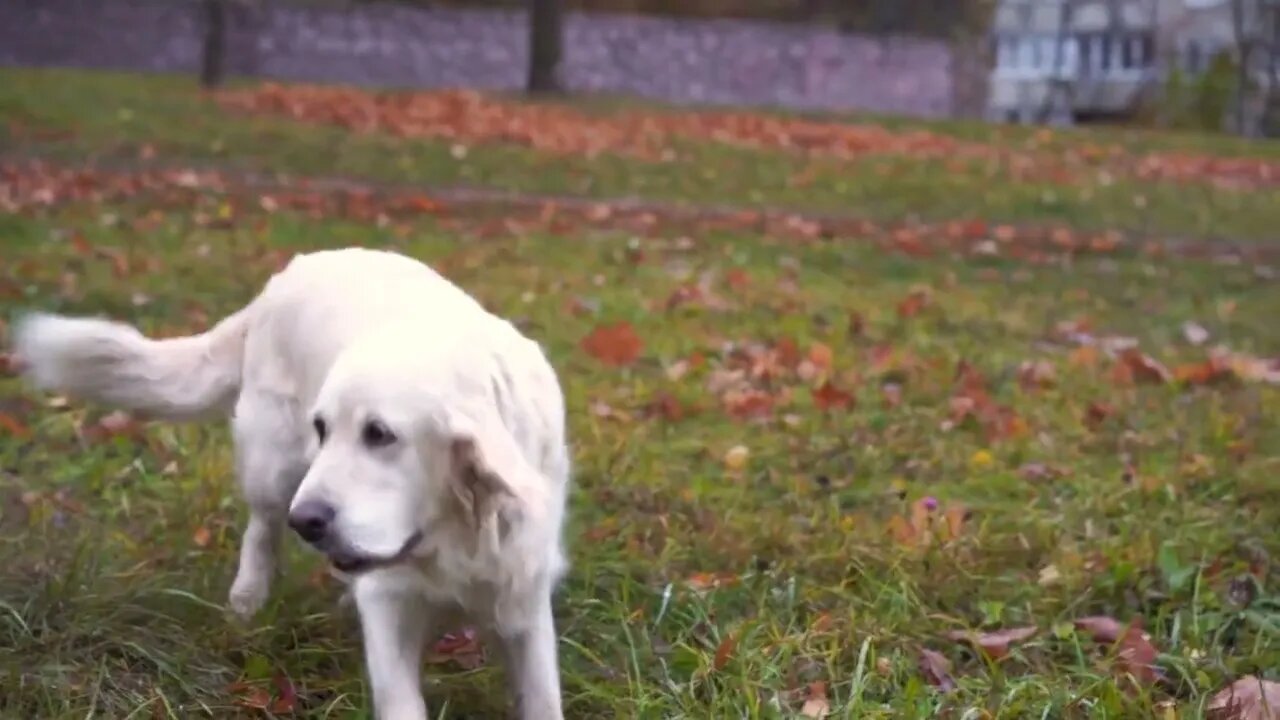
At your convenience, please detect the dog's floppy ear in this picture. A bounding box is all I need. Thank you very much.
[448,430,522,532]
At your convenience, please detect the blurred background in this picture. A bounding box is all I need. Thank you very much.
[1,0,1276,134]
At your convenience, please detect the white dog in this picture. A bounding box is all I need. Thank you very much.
[13,247,570,720]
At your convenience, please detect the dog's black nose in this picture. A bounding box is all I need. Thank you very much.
[288,500,335,543]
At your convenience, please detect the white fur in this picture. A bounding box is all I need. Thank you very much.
[12,248,570,720]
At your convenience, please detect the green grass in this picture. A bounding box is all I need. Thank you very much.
[1,68,1279,718]
[3,68,1280,241]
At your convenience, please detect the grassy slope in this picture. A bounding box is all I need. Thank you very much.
[0,68,1278,719]
[3,68,1280,241]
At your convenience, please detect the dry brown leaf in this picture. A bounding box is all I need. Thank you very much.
[1017,359,1057,390]
[1075,616,1162,685]
[811,381,855,411]
[800,681,830,718]
[580,322,643,367]
[897,290,930,319]
[808,342,834,369]
[1074,615,1127,643]
[0,411,31,438]
[686,572,738,593]
[1208,675,1280,720]
[918,648,956,692]
[944,626,1037,660]
[1117,348,1172,384]
[713,633,737,671]
[425,628,485,670]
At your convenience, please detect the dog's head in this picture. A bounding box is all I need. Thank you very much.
[287,340,533,573]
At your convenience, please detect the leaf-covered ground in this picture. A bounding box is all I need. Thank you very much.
[1,68,1278,719]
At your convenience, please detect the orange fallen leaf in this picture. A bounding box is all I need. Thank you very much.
[1069,344,1100,368]
[580,322,643,367]
[722,388,775,420]
[644,392,692,422]
[1117,348,1172,385]
[897,290,929,319]
[0,411,31,438]
[192,525,213,548]
[713,633,737,670]
[807,342,834,369]
[686,572,738,592]
[811,381,855,411]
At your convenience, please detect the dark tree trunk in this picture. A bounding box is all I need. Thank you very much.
[527,0,564,95]
[201,0,227,89]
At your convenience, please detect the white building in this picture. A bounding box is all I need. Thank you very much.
[987,0,1274,125]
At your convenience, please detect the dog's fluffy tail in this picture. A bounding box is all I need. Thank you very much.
[12,307,251,421]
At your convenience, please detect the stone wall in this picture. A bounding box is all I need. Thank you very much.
[0,0,955,117]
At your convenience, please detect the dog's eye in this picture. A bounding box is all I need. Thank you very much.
[362,419,396,448]
[313,416,328,444]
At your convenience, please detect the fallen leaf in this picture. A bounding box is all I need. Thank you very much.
[713,633,737,670]
[897,290,930,319]
[1115,624,1162,685]
[800,681,830,718]
[942,503,969,540]
[1019,462,1068,481]
[1073,615,1127,643]
[0,411,31,438]
[1174,356,1234,386]
[192,526,213,548]
[1038,564,1062,586]
[944,626,1037,660]
[1085,401,1115,430]
[808,342,834,369]
[426,628,484,669]
[722,388,775,420]
[1208,675,1280,719]
[1017,359,1057,390]
[811,381,855,411]
[918,648,956,692]
[686,572,738,592]
[1183,321,1210,346]
[581,322,643,366]
[232,685,272,710]
[644,392,691,422]
[1117,348,1172,384]
[268,673,298,714]
[723,445,750,471]
[664,359,691,381]
[1075,616,1162,685]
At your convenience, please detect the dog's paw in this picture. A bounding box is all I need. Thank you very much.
[227,576,270,620]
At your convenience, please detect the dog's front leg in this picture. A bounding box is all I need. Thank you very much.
[496,590,564,720]
[354,575,429,720]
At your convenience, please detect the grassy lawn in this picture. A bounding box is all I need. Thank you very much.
[2,69,1280,718]
[4,68,1280,241]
